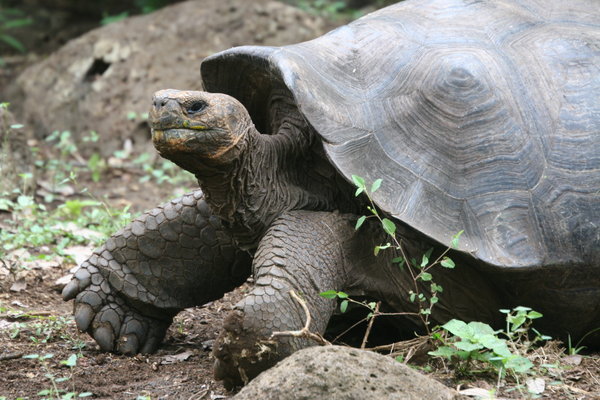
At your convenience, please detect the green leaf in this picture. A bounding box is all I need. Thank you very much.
[355,215,366,230]
[370,178,382,193]
[336,291,348,299]
[440,257,455,268]
[351,175,365,189]
[23,354,39,359]
[454,340,483,352]
[0,33,26,53]
[340,300,348,313]
[10,123,24,129]
[38,389,52,396]
[3,18,32,29]
[505,356,534,373]
[508,314,527,331]
[101,11,129,25]
[431,283,443,293]
[319,290,338,299]
[428,346,458,359]
[420,272,432,281]
[514,306,531,312]
[381,218,396,236]
[468,321,496,337]
[527,310,543,319]
[478,334,507,351]
[354,187,364,197]
[451,230,464,248]
[392,257,405,270]
[61,354,78,367]
[441,319,472,340]
[374,243,390,256]
[78,393,94,398]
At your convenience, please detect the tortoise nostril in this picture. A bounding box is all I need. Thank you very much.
[153,98,169,109]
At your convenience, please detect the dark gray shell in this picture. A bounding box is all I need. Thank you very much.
[201,0,600,269]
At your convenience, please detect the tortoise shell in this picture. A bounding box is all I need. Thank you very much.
[201,0,600,269]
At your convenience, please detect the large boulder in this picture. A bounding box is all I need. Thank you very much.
[232,346,464,400]
[16,0,329,156]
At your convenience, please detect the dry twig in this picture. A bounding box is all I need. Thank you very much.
[361,301,380,349]
[270,290,331,346]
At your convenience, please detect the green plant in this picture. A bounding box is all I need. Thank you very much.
[0,5,32,53]
[101,0,173,25]
[22,353,92,399]
[345,175,461,334]
[290,0,363,20]
[133,153,195,186]
[0,186,133,259]
[567,327,600,355]
[429,307,551,379]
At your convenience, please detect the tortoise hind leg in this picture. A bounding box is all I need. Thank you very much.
[213,210,357,389]
[62,190,251,354]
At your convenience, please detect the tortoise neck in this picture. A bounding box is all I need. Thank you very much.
[196,118,345,249]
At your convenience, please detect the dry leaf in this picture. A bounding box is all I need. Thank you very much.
[459,388,501,399]
[160,351,194,365]
[10,280,27,292]
[54,274,74,290]
[63,245,95,266]
[526,378,545,395]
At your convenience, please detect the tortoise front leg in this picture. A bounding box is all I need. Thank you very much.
[62,190,251,354]
[212,210,358,389]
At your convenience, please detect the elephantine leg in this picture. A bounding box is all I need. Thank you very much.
[212,210,357,389]
[62,190,251,354]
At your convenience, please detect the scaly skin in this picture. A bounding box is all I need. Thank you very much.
[213,210,357,389]
[62,190,252,354]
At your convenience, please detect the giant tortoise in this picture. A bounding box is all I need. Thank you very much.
[63,0,600,388]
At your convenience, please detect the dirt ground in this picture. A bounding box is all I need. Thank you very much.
[0,171,249,399]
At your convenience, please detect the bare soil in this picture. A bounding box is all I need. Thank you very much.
[0,169,247,399]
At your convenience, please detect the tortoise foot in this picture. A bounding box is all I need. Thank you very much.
[63,258,173,354]
[213,310,280,390]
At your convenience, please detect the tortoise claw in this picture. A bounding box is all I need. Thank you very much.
[117,334,140,355]
[74,303,95,332]
[94,325,115,352]
[64,257,172,354]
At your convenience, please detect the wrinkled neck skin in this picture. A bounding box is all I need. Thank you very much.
[171,104,352,249]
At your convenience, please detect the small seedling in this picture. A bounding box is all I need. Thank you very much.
[22,353,92,399]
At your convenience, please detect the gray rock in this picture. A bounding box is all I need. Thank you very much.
[232,345,463,400]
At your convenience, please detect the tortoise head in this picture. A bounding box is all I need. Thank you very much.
[150,89,252,164]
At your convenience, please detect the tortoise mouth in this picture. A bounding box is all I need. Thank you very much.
[152,128,195,150]
[152,127,232,157]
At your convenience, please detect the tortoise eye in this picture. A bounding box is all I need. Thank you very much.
[187,101,207,114]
